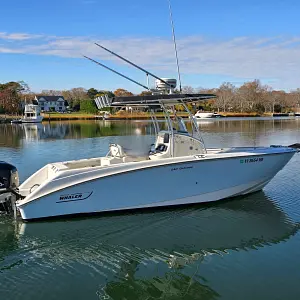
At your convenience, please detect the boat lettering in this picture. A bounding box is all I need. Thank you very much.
[60,194,82,200]
[171,166,193,171]
[194,155,205,159]
[240,157,264,164]
[57,192,93,203]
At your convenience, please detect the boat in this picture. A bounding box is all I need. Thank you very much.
[21,104,43,123]
[11,104,43,124]
[194,111,222,119]
[10,119,22,124]
[272,113,290,117]
[0,89,299,221]
[1,14,299,220]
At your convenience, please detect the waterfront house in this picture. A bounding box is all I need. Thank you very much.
[34,96,67,112]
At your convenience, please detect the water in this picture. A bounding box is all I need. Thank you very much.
[0,118,300,300]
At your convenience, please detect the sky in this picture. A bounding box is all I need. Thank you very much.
[1,0,300,93]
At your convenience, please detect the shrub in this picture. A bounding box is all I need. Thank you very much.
[80,99,98,114]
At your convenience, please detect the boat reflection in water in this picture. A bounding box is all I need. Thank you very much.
[1,192,298,299]
[22,123,68,140]
[16,121,153,143]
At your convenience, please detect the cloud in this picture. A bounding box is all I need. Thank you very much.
[0,32,42,40]
[0,47,23,53]
[1,32,300,90]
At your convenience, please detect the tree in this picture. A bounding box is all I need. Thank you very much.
[0,81,28,113]
[69,88,88,101]
[80,99,98,114]
[113,88,133,97]
[0,88,19,113]
[96,90,115,98]
[41,89,62,96]
[260,85,273,113]
[182,86,195,94]
[215,82,235,112]
[61,87,88,109]
[271,90,287,113]
[290,89,300,112]
[87,88,99,99]
[138,91,152,96]
[237,80,264,112]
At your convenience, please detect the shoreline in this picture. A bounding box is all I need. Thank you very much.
[0,112,297,123]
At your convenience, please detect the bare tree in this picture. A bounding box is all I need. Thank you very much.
[215,82,236,112]
[41,90,62,96]
[182,86,195,94]
[237,80,265,112]
[290,89,300,112]
[260,85,273,113]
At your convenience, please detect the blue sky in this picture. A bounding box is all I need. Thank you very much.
[1,0,300,93]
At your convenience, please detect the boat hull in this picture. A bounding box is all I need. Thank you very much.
[17,150,295,221]
[194,112,214,119]
[21,117,43,123]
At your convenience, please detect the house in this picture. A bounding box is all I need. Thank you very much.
[34,96,67,112]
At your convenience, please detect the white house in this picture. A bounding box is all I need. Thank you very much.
[34,96,67,112]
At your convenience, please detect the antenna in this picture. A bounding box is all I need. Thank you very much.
[167,0,182,92]
[94,42,173,89]
[83,55,150,90]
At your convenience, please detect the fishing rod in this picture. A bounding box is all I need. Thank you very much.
[167,0,182,92]
[94,42,173,88]
[83,55,150,91]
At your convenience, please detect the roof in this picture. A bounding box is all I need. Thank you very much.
[95,93,217,109]
[36,96,65,102]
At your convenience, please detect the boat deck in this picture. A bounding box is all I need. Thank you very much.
[50,146,293,172]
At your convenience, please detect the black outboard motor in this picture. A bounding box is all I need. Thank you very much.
[0,161,20,215]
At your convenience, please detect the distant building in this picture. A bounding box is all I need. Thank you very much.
[34,96,67,112]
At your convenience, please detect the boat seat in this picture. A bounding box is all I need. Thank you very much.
[109,144,126,158]
[64,158,101,169]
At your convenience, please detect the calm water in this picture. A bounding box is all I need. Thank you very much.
[0,118,300,300]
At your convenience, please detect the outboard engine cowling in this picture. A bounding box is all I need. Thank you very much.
[0,161,19,189]
[0,161,20,215]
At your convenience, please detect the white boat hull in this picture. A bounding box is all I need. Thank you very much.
[194,112,214,119]
[17,149,295,220]
[21,116,43,123]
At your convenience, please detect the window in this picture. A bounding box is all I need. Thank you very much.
[59,107,62,110]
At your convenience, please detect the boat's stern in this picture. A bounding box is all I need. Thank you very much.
[18,163,66,197]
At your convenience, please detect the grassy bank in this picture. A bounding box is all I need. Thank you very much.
[42,112,190,121]
[41,111,275,120]
[0,114,22,123]
[42,112,100,121]
[218,112,269,117]
[0,111,287,123]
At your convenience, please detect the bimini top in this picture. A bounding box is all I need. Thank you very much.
[95,93,217,109]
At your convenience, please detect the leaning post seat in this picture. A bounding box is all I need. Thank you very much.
[109,144,126,158]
